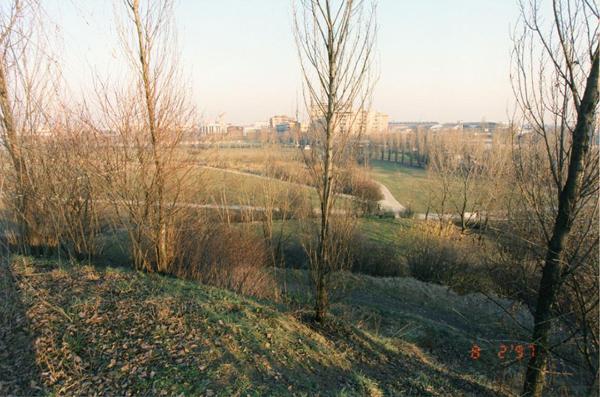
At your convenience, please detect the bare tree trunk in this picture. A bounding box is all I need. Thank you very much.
[314,269,328,322]
[129,0,169,272]
[415,129,421,167]
[315,22,336,322]
[523,46,599,397]
[401,137,405,165]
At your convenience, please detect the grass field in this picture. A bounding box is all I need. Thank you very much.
[187,166,320,207]
[188,166,362,211]
[369,160,431,213]
[358,217,412,246]
[191,146,305,176]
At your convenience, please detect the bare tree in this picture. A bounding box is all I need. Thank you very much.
[426,132,455,229]
[293,0,376,322]
[94,0,194,273]
[511,0,599,395]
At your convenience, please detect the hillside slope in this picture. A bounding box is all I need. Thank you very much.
[1,256,510,396]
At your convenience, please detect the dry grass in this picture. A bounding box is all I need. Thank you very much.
[198,146,305,177]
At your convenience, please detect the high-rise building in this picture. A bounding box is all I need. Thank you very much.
[309,105,388,135]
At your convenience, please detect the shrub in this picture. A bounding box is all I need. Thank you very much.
[398,206,414,219]
[172,221,278,300]
[265,161,311,185]
[378,210,396,219]
[404,223,498,294]
[282,239,308,269]
[352,241,407,277]
[351,177,384,216]
[406,237,462,285]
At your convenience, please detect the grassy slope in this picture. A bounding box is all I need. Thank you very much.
[1,256,515,397]
[282,270,532,394]
[369,161,431,213]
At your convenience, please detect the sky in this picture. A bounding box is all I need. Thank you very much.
[45,0,520,125]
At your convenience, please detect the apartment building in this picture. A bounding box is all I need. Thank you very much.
[309,105,388,135]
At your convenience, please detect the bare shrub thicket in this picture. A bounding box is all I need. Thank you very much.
[294,0,377,322]
[0,1,105,261]
[171,215,278,300]
[0,0,61,253]
[254,177,311,271]
[404,222,502,294]
[265,159,312,186]
[350,234,405,277]
[426,131,511,231]
[510,1,599,395]
[27,120,105,261]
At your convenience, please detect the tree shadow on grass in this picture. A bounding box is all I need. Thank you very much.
[0,249,44,396]
[299,316,509,397]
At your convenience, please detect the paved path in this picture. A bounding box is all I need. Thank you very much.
[375,181,406,215]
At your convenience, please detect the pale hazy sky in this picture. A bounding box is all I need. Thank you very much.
[46,1,520,124]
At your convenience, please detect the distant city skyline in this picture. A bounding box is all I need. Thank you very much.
[46,0,519,124]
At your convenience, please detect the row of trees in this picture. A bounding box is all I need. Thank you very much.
[366,130,431,167]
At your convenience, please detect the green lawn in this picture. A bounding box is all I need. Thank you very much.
[260,217,419,265]
[369,160,431,213]
[358,217,415,249]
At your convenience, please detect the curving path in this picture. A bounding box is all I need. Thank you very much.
[374,181,406,215]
